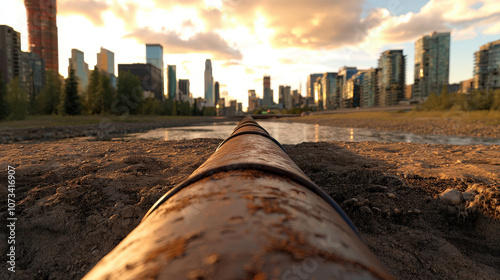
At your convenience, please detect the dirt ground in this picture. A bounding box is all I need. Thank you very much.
[0,136,499,279]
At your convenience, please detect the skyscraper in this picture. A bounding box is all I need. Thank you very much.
[96,47,116,87]
[20,51,45,104]
[321,72,337,110]
[178,79,190,103]
[214,81,220,106]
[361,68,379,108]
[474,39,500,90]
[414,31,450,101]
[248,89,258,112]
[167,65,176,100]
[118,63,162,100]
[378,50,406,106]
[146,44,164,96]
[0,25,21,84]
[24,0,58,73]
[278,85,292,109]
[263,75,273,106]
[307,73,323,98]
[337,66,358,108]
[204,59,214,106]
[69,49,89,93]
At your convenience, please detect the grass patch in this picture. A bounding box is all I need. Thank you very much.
[301,110,500,125]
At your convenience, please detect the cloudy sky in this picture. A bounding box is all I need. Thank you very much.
[1,0,500,108]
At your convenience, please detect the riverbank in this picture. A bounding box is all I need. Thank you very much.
[278,110,500,139]
[0,139,498,279]
[0,116,234,143]
[1,111,499,143]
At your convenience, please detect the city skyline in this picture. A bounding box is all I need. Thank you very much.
[2,0,500,109]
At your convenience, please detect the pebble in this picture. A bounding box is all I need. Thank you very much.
[387,193,397,199]
[205,254,219,265]
[439,189,462,205]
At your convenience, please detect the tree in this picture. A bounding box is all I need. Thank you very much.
[5,77,29,120]
[0,74,8,120]
[492,89,500,111]
[85,68,100,114]
[114,71,143,116]
[99,73,114,114]
[58,63,82,115]
[36,70,61,115]
[142,98,161,115]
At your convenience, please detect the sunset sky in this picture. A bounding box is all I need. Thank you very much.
[1,0,500,108]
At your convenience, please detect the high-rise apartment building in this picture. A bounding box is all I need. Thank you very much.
[25,0,58,72]
[97,47,114,75]
[69,49,89,93]
[118,63,162,100]
[248,89,258,112]
[97,47,116,87]
[146,44,164,96]
[474,39,500,90]
[278,85,292,109]
[362,68,379,108]
[204,59,214,106]
[307,73,323,98]
[178,79,190,103]
[1,25,45,102]
[167,65,176,100]
[378,50,406,106]
[414,31,450,101]
[321,72,337,110]
[20,51,45,103]
[0,25,21,84]
[263,75,273,106]
[337,66,358,108]
[214,81,220,106]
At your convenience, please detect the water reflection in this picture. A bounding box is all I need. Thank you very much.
[128,121,500,145]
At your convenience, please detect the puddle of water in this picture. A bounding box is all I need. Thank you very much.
[124,121,500,145]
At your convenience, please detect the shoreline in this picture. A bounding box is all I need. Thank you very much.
[1,111,499,144]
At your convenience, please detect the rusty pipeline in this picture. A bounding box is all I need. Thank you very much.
[83,117,394,280]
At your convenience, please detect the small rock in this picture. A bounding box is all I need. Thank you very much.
[456,159,463,164]
[393,208,401,214]
[413,209,422,214]
[205,254,219,265]
[439,189,462,205]
[372,207,382,214]
[387,193,397,199]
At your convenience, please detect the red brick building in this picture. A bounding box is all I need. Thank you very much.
[24,0,58,73]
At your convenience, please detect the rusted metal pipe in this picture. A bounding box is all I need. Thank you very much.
[83,117,393,280]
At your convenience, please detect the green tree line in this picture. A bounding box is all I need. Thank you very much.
[418,88,500,111]
[0,64,214,121]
